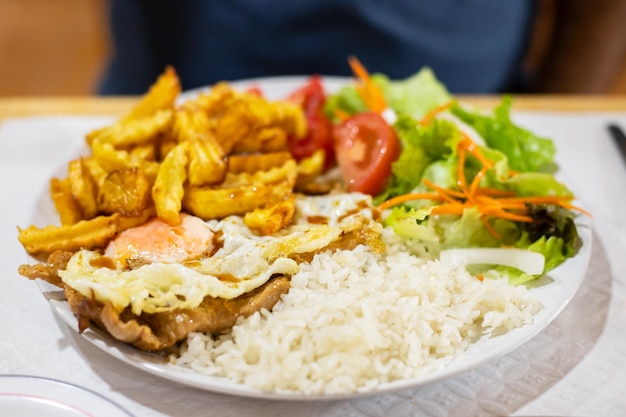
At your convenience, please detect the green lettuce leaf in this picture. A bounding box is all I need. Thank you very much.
[451,96,557,173]
[373,68,452,119]
[324,67,452,121]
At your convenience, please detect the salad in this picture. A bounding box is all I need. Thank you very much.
[287,57,588,285]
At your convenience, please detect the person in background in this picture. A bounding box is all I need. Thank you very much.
[97,0,626,95]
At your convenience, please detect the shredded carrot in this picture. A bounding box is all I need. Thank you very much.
[476,274,485,282]
[421,179,465,200]
[480,217,501,239]
[420,101,454,125]
[334,108,351,122]
[377,131,590,238]
[348,56,387,113]
[377,193,446,212]
[459,133,494,168]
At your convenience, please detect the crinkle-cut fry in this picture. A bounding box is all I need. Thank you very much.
[219,159,297,189]
[171,107,227,186]
[184,160,297,220]
[115,206,156,230]
[152,144,188,225]
[18,214,119,259]
[243,94,307,138]
[129,143,157,162]
[212,100,254,154]
[50,177,82,226]
[18,209,155,260]
[68,158,98,220]
[97,167,152,216]
[81,156,107,187]
[91,139,160,182]
[172,105,212,142]
[296,149,325,185]
[231,126,288,154]
[211,92,306,154]
[183,179,294,220]
[227,152,292,174]
[123,66,181,121]
[86,109,173,148]
[244,195,297,235]
[192,82,238,118]
[185,140,227,186]
[158,138,178,161]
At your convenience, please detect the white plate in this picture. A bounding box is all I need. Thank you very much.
[0,375,133,417]
[32,77,592,400]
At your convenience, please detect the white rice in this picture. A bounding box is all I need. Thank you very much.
[172,228,542,394]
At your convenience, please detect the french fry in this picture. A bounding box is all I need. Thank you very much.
[18,208,156,260]
[185,140,226,186]
[172,105,212,141]
[116,206,155,230]
[231,126,287,154]
[244,94,307,138]
[212,101,253,154]
[98,167,152,216]
[192,82,238,118]
[152,144,188,224]
[50,178,82,225]
[92,139,160,182]
[183,179,294,220]
[86,110,173,149]
[227,152,292,174]
[172,107,227,186]
[129,143,157,162]
[18,215,120,259]
[219,159,297,189]
[68,158,98,220]
[244,195,296,235]
[123,66,180,121]
[81,156,108,187]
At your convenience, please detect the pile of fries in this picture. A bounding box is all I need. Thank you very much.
[18,67,325,259]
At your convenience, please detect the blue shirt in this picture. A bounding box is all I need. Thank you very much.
[99,0,535,95]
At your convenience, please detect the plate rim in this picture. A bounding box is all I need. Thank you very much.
[0,374,134,416]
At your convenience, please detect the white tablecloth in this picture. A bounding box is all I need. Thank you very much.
[1,113,625,417]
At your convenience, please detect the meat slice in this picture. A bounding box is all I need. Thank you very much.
[72,275,291,351]
[18,251,73,288]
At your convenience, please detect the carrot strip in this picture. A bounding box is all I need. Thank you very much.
[430,204,467,215]
[468,166,489,198]
[480,216,501,239]
[334,108,351,122]
[376,193,446,212]
[348,56,387,113]
[420,101,454,125]
[460,133,493,168]
[422,178,466,199]
[474,188,515,197]
[496,196,573,204]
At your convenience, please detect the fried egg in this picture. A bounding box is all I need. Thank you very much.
[59,193,377,316]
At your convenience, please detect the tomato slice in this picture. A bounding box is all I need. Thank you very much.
[333,111,401,195]
[286,76,335,169]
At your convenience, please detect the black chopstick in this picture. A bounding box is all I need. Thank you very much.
[608,123,626,165]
